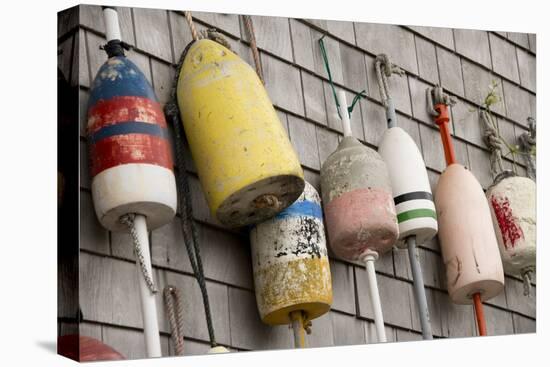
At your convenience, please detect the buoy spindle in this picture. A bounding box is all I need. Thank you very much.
[362,251,387,343]
[290,311,306,348]
[406,236,433,339]
[103,7,121,42]
[473,293,487,336]
[337,90,353,138]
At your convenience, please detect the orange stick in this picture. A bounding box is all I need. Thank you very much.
[473,293,487,336]
[434,103,456,166]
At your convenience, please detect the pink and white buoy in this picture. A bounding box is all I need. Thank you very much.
[320,91,398,342]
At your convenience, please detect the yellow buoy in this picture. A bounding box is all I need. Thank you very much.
[176,39,304,228]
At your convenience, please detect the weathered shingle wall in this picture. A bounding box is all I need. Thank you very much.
[58,4,536,359]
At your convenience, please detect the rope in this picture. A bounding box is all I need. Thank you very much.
[480,109,505,178]
[521,268,534,297]
[243,15,264,83]
[318,36,365,119]
[426,85,456,116]
[199,28,232,50]
[183,11,199,41]
[163,286,185,355]
[119,214,158,294]
[518,117,536,180]
[374,54,405,107]
[164,41,218,347]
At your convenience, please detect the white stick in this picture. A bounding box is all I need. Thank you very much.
[337,90,353,137]
[103,7,122,42]
[364,253,387,343]
[134,214,162,358]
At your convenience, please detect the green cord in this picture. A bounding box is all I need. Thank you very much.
[318,36,365,120]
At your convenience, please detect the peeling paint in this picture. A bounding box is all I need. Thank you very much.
[250,182,332,325]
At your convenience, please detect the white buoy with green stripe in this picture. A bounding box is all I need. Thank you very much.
[375,54,437,340]
[379,127,438,245]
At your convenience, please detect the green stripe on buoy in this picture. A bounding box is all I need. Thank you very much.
[397,208,437,223]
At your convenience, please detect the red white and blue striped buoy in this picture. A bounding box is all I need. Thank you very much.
[87,55,177,231]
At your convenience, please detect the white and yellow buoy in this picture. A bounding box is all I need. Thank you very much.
[176,39,304,228]
[250,181,332,348]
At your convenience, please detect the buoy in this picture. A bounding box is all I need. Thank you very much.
[480,110,536,296]
[175,38,304,228]
[58,335,125,362]
[321,91,398,343]
[250,181,332,348]
[379,127,438,245]
[487,173,536,285]
[87,7,176,357]
[427,85,504,336]
[375,54,437,340]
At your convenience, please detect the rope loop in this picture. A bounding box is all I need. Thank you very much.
[164,286,185,355]
[374,53,404,107]
[119,213,158,294]
[199,28,233,50]
[426,85,456,116]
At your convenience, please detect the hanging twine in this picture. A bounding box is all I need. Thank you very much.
[374,53,405,107]
[518,117,536,180]
[480,109,506,178]
[164,42,219,348]
[183,11,199,41]
[243,15,264,83]
[318,36,365,120]
[163,286,185,355]
[119,214,158,294]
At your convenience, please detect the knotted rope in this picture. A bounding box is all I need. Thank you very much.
[426,85,456,116]
[163,286,185,355]
[374,53,405,107]
[480,109,506,178]
[521,267,535,297]
[318,36,365,120]
[243,15,264,83]
[164,40,219,348]
[119,214,158,294]
[519,117,536,180]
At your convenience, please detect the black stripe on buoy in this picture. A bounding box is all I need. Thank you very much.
[394,191,433,205]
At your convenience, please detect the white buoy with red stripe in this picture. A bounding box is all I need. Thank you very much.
[87,7,177,357]
[487,173,536,281]
[480,112,536,295]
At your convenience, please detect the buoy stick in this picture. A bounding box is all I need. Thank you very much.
[473,293,487,336]
[290,311,306,348]
[337,90,353,137]
[134,214,162,357]
[103,7,121,42]
[406,236,433,339]
[386,98,397,129]
[362,251,387,342]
